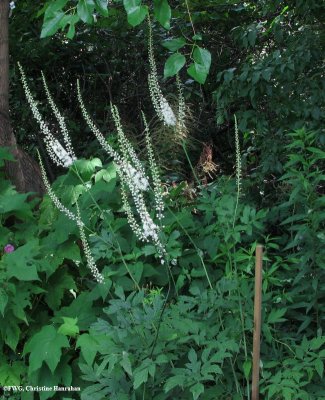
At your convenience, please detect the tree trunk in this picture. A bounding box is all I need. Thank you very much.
[0,0,44,195]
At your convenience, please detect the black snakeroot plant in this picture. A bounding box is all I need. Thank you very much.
[18,35,200,356]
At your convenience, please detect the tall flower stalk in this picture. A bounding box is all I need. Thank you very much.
[37,150,104,283]
[147,16,176,127]
[232,115,242,230]
[18,63,76,168]
[77,83,166,260]
[41,71,76,160]
[20,66,104,283]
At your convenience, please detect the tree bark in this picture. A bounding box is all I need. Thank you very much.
[0,0,44,194]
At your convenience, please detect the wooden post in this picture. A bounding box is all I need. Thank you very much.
[252,245,263,400]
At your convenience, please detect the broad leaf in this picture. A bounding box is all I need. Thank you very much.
[187,46,211,84]
[44,0,69,18]
[44,270,77,311]
[123,0,148,26]
[134,369,148,389]
[187,62,208,84]
[191,383,204,400]
[162,37,186,51]
[67,22,76,39]
[95,0,109,16]
[41,12,65,38]
[24,325,69,374]
[58,317,79,337]
[76,334,100,365]
[73,157,102,180]
[77,0,95,24]
[164,53,186,78]
[0,361,26,386]
[4,240,40,281]
[154,0,171,29]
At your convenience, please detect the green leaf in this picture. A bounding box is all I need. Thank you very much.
[0,186,32,217]
[94,163,117,183]
[24,325,69,374]
[123,0,148,27]
[154,0,171,29]
[310,336,325,350]
[76,334,99,365]
[5,240,40,281]
[65,15,80,39]
[127,262,144,284]
[188,348,197,363]
[193,46,211,69]
[190,383,204,400]
[4,320,20,351]
[77,0,95,24]
[133,366,149,389]
[187,62,207,84]
[0,361,26,386]
[162,37,186,51]
[267,308,287,324]
[94,0,109,16]
[164,53,186,78]
[54,292,97,330]
[164,375,185,392]
[44,0,69,18]
[41,12,65,38]
[120,352,132,376]
[66,23,76,39]
[58,317,79,337]
[307,146,325,158]
[192,34,202,41]
[187,47,211,84]
[73,158,102,180]
[0,288,8,316]
[247,29,257,47]
[315,359,323,378]
[44,269,77,311]
[243,359,252,379]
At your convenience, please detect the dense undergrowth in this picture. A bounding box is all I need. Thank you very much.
[0,127,324,399]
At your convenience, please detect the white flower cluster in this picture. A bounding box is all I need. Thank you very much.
[76,203,104,284]
[123,162,149,192]
[160,97,177,127]
[39,152,103,283]
[51,139,75,168]
[77,80,121,162]
[18,63,76,169]
[20,69,104,284]
[78,86,166,259]
[120,176,165,257]
[176,74,187,138]
[41,72,76,161]
[234,115,242,193]
[142,112,164,219]
[37,152,79,223]
[147,17,176,127]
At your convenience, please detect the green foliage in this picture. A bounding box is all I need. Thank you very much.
[35,0,214,84]
[5,0,325,397]
[123,0,148,27]
[214,1,325,176]
[1,128,324,398]
[164,52,186,78]
[24,325,70,374]
[187,46,211,84]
